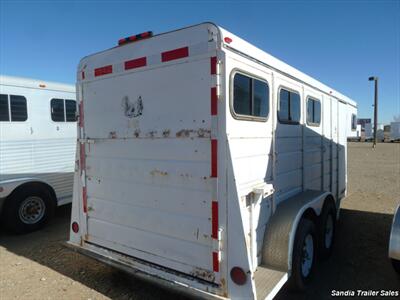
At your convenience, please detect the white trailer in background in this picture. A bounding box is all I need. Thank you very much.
[0,75,76,233]
[68,23,357,299]
[364,122,373,140]
[390,122,400,141]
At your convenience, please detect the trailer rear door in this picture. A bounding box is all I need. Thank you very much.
[80,48,218,282]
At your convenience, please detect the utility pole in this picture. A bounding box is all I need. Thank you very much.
[369,76,378,148]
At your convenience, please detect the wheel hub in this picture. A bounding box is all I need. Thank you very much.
[18,196,45,224]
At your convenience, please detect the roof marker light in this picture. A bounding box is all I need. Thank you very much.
[118,31,153,46]
[224,37,233,44]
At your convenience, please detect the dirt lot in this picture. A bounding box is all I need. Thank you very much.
[0,142,399,300]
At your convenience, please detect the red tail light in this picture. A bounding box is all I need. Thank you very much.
[72,222,79,233]
[230,267,247,285]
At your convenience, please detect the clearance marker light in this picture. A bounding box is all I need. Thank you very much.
[118,31,153,46]
[224,37,233,44]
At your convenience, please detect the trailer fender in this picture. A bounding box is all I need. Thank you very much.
[261,190,332,272]
[0,177,55,198]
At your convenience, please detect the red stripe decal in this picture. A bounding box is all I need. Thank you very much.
[79,102,84,128]
[125,57,147,70]
[211,87,218,115]
[212,201,218,239]
[211,139,218,178]
[212,252,219,272]
[161,47,189,62]
[80,143,86,171]
[94,65,112,77]
[210,56,217,75]
[82,186,87,213]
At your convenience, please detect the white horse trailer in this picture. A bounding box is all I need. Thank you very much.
[68,23,357,299]
[0,75,76,233]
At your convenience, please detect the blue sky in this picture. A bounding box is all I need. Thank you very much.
[1,0,399,124]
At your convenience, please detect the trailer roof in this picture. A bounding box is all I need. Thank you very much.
[0,75,75,93]
[77,22,356,108]
[217,25,357,108]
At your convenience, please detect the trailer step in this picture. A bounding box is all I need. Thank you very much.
[254,266,287,300]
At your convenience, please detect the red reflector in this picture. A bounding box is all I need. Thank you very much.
[230,267,247,285]
[125,57,147,70]
[213,252,219,272]
[80,143,85,170]
[210,56,217,75]
[211,87,218,115]
[212,201,218,239]
[161,47,189,62]
[78,102,84,128]
[72,222,79,233]
[82,186,87,213]
[211,139,218,178]
[94,65,112,77]
[224,37,233,44]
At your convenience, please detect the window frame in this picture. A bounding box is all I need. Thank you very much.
[50,98,66,122]
[65,99,77,122]
[0,94,10,122]
[277,86,301,125]
[306,96,321,127]
[0,94,28,122]
[230,69,270,122]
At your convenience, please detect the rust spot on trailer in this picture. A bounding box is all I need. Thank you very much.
[197,128,211,138]
[162,129,171,137]
[190,267,215,282]
[175,128,211,138]
[87,206,94,212]
[176,129,193,138]
[147,130,157,138]
[133,129,140,138]
[109,131,117,139]
[150,169,168,176]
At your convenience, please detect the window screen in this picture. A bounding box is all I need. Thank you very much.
[65,100,77,122]
[10,95,27,121]
[233,73,269,118]
[0,94,9,121]
[278,88,300,124]
[51,98,65,122]
[306,98,321,126]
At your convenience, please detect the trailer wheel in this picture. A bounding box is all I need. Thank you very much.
[2,185,55,234]
[289,218,317,291]
[318,201,337,260]
[392,259,400,274]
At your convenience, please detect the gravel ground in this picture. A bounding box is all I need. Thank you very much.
[0,142,399,300]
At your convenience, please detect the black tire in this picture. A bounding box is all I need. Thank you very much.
[392,259,400,275]
[2,185,55,234]
[289,218,317,291]
[317,200,337,260]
